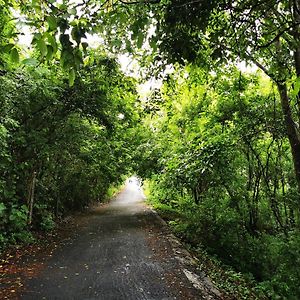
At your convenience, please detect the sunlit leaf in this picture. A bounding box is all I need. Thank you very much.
[68,7,77,15]
[45,33,57,52]
[36,39,48,57]
[292,77,300,97]
[22,58,39,66]
[10,48,19,63]
[46,16,57,31]
[2,43,14,53]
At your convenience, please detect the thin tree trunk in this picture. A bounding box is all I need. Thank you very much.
[27,171,37,225]
[277,82,300,194]
[293,48,300,121]
[293,0,300,122]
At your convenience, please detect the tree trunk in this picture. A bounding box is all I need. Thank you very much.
[294,48,300,122]
[277,82,300,194]
[293,0,300,122]
[27,171,37,225]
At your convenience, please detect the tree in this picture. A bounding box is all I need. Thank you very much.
[0,1,17,68]
[149,0,300,194]
[138,64,300,298]
[0,49,140,246]
[7,0,299,193]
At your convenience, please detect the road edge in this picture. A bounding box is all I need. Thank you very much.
[148,206,223,300]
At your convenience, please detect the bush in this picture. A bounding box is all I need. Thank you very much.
[8,205,28,231]
[146,177,300,299]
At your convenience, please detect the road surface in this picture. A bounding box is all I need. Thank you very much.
[20,180,219,300]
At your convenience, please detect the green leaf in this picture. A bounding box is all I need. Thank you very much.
[118,12,128,24]
[69,69,76,86]
[32,0,41,12]
[292,77,300,96]
[36,39,48,56]
[70,20,78,26]
[46,16,57,31]
[2,43,14,53]
[125,40,133,53]
[0,203,6,216]
[149,37,158,52]
[61,50,73,68]
[74,52,83,69]
[58,19,69,32]
[71,26,81,44]
[46,45,54,60]
[112,39,122,49]
[60,34,71,47]
[58,3,68,10]
[10,48,19,63]
[137,32,144,49]
[45,33,57,52]
[32,32,42,44]
[68,7,77,15]
[22,58,39,66]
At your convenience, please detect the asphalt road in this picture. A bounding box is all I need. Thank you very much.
[20,180,215,300]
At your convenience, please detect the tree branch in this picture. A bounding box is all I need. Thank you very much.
[118,0,160,5]
[244,51,275,80]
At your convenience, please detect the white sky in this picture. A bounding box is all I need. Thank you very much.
[17,25,159,96]
[16,13,256,98]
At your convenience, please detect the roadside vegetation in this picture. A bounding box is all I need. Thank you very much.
[0,5,140,247]
[0,60,139,246]
[141,65,300,299]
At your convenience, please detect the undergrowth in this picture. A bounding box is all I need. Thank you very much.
[143,180,300,300]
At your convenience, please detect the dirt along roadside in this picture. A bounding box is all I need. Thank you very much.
[1,180,222,300]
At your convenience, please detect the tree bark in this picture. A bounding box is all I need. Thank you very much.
[292,0,300,123]
[277,82,300,194]
[27,171,37,225]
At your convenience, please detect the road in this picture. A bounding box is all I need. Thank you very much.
[20,180,220,300]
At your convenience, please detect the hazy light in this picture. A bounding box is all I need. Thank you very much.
[237,61,258,72]
[126,176,143,193]
[117,113,125,120]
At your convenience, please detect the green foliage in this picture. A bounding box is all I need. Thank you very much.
[8,205,28,231]
[139,64,300,299]
[0,50,140,248]
[0,203,5,216]
[1,1,300,299]
[0,3,16,67]
[36,205,56,231]
[0,204,33,245]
